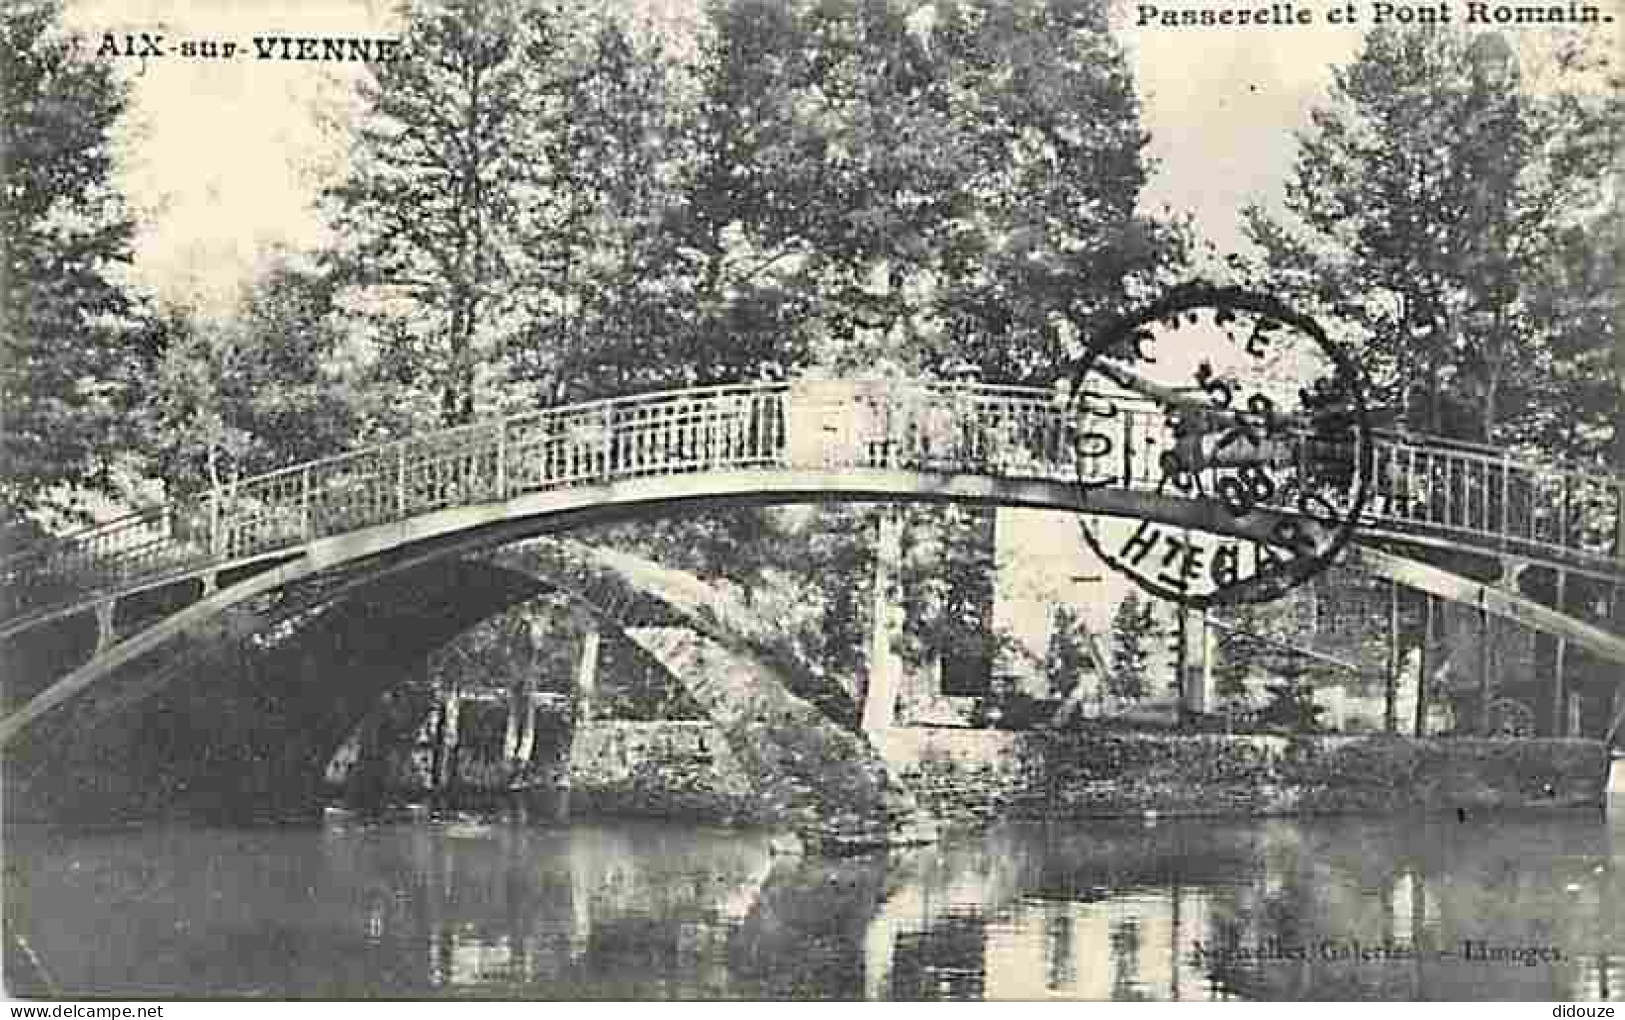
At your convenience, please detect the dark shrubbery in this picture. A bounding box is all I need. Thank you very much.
[1251,681,1327,733]
[895,730,1611,823]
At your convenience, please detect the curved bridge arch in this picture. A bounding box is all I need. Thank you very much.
[5,380,1620,626]
[3,380,1622,749]
[6,538,908,841]
[5,471,1624,753]
[4,557,547,821]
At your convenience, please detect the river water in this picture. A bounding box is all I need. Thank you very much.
[5,803,1620,1000]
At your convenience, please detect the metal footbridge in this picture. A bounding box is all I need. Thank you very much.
[3,378,1622,744]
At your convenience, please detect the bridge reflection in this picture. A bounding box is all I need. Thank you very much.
[6,812,1618,999]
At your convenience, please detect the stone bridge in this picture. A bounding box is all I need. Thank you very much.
[5,537,926,849]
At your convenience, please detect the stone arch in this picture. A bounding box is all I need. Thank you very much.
[5,539,925,848]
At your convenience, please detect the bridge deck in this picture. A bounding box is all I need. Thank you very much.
[3,380,1622,635]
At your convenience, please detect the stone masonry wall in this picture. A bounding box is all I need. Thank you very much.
[878,727,1611,827]
[568,720,763,823]
[375,719,1609,830]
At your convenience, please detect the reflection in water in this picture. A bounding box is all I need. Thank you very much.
[5,806,1620,1000]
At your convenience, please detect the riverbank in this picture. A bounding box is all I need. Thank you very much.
[336,721,1611,830]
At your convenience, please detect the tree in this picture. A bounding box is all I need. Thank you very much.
[326,0,568,427]
[898,502,1021,696]
[1108,591,1159,702]
[779,505,876,684]
[142,253,365,495]
[1211,601,1306,720]
[332,0,1196,727]
[1244,26,1621,450]
[1256,657,1327,734]
[1044,604,1094,700]
[669,0,1191,713]
[896,1,1191,380]
[1210,593,1347,731]
[600,0,844,392]
[1518,168,1623,464]
[1212,642,1253,709]
[688,0,1189,383]
[1,0,142,530]
[508,14,731,403]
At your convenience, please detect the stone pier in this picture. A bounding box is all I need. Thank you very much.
[626,626,935,853]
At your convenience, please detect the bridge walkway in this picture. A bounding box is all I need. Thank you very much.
[1,379,1621,746]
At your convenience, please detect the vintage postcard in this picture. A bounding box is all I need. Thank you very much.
[2,0,1621,1003]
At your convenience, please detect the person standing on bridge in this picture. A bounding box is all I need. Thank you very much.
[1052,376,1076,473]
[750,361,787,466]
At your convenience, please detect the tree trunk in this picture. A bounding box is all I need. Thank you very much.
[1426,352,1443,434]
[503,672,530,786]
[442,301,473,426]
[1479,307,1508,444]
[862,507,905,735]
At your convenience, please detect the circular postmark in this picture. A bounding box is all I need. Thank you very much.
[1066,284,1371,609]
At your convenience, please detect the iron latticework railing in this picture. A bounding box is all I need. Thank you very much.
[3,379,1622,627]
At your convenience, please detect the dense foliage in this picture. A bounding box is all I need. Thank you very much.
[1,0,141,534]
[140,256,367,494]
[1108,591,1159,702]
[1244,27,1621,459]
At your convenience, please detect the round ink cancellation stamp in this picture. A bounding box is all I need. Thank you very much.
[1066,285,1372,609]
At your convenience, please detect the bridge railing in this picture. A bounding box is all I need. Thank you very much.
[206,383,797,564]
[1366,435,1621,561]
[2,380,1621,628]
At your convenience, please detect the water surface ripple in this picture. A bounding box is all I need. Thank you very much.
[5,807,1620,1000]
